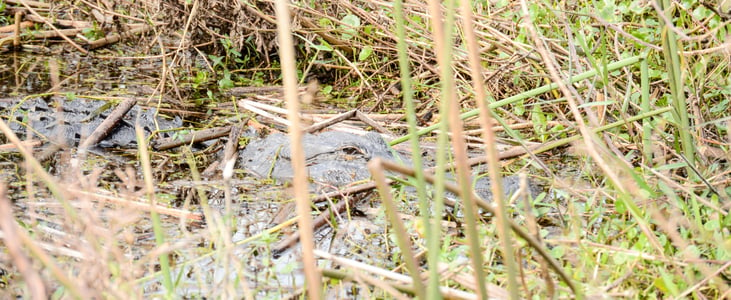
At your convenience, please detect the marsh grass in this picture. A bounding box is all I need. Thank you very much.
[1,0,730,298]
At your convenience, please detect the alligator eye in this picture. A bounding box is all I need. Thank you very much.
[340,146,364,155]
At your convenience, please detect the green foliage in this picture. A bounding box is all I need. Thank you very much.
[218,69,233,89]
[358,45,373,61]
[0,1,7,26]
[3,0,729,298]
[339,14,361,40]
[81,23,105,40]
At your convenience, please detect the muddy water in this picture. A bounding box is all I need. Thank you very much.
[0,52,407,298]
[0,52,156,95]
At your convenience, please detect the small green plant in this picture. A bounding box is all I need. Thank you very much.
[204,37,245,91]
[0,2,8,26]
[81,23,105,41]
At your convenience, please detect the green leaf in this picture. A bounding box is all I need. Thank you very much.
[341,14,360,28]
[312,40,333,52]
[578,100,616,108]
[340,14,361,40]
[218,70,233,89]
[318,18,332,27]
[655,162,687,171]
[710,98,729,114]
[655,271,679,296]
[615,199,627,214]
[704,219,720,231]
[359,46,373,61]
[208,55,224,68]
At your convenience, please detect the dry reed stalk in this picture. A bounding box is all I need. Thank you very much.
[274,0,323,298]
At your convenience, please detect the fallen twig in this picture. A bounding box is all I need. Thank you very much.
[79,98,137,150]
[221,123,245,173]
[18,28,84,40]
[87,25,152,50]
[355,110,391,134]
[152,126,231,150]
[24,14,93,28]
[239,99,293,128]
[0,140,42,151]
[303,109,356,133]
[0,21,33,34]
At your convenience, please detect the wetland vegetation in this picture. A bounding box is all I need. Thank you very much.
[0,0,729,298]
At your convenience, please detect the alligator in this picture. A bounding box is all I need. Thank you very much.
[238,131,539,202]
[0,96,181,148]
[0,96,537,202]
[239,131,395,187]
